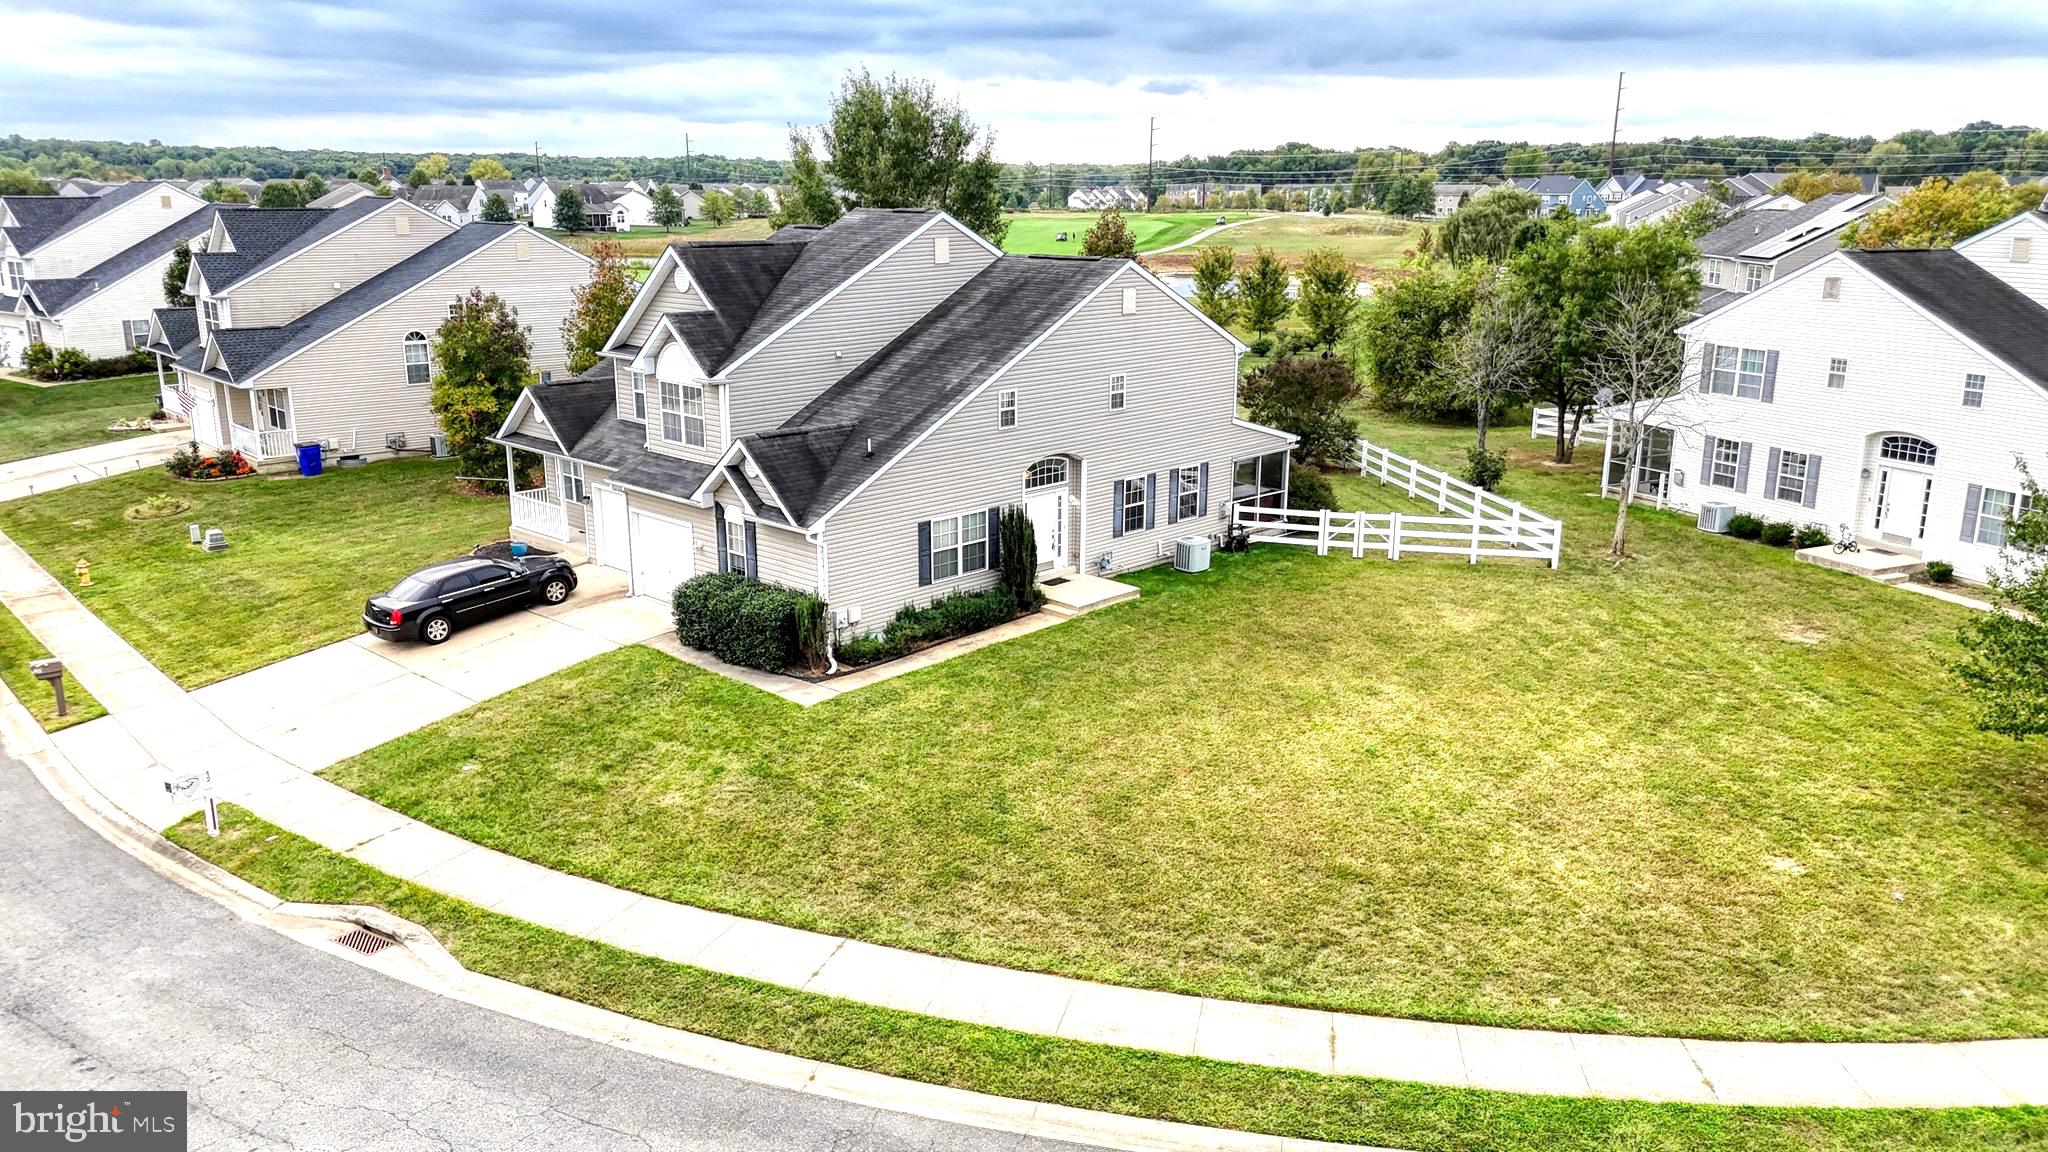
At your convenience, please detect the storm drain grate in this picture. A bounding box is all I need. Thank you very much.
[337,927,400,956]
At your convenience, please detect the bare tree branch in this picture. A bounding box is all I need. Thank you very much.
[1580,277,1706,558]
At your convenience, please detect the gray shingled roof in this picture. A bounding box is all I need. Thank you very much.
[404,184,471,207]
[610,451,713,500]
[196,199,391,293]
[738,254,1122,526]
[181,223,517,383]
[22,207,223,316]
[147,306,198,356]
[1,181,188,255]
[1841,248,2048,390]
[713,209,938,372]
[1515,175,1588,196]
[1696,192,1870,259]
[663,239,810,372]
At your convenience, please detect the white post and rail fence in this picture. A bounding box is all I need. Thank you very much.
[1530,405,1613,448]
[1232,439,1563,568]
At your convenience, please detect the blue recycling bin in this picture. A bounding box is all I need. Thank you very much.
[295,442,323,477]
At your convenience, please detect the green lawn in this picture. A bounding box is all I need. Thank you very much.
[0,373,161,464]
[545,219,775,259]
[0,600,105,730]
[169,810,2048,1152]
[1144,212,1423,277]
[1000,211,1256,255]
[0,459,509,688]
[321,414,2048,1043]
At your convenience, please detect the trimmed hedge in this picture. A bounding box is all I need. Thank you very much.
[1759,520,1796,547]
[20,343,153,382]
[1726,513,1764,540]
[671,572,825,674]
[837,586,1022,669]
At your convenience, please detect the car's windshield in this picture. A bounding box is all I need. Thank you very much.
[389,575,438,601]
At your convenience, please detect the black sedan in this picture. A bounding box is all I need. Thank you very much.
[362,555,577,644]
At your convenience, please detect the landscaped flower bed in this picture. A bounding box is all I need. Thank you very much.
[164,444,256,481]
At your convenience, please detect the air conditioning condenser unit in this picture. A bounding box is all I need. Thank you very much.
[1697,502,1735,533]
[1174,536,1211,573]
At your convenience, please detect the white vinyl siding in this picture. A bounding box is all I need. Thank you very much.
[217,203,454,328]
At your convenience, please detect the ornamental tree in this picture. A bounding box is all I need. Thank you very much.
[1955,463,2048,740]
[561,238,635,374]
[1190,244,1238,328]
[1235,247,1291,340]
[430,288,534,491]
[650,184,684,230]
[1082,206,1137,258]
[552,186,585,232]
[479,193,514,223]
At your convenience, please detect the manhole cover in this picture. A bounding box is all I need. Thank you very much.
[336,927,399,956]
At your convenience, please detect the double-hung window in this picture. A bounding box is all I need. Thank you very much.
[201,298,223,334]
[1174,465,1200,521]
[1108,374,1126,410]
[1963,373,1985,408]
[402,331,431,385]
[3,259,22,292]
[1772,451,1809,503]
[680,379,704,446]
[1826,358,1847,389]
[724,506,747,575]
[1735,349,1766,399]
[1708,437,1741,489]
[998,388,1018,428]
[631,369,647,420]
[659,379,683,442]
[258,388,289,431]
[26,318,42,345]
[1120,475,1146,533]
[928,510,989,580]
[559,458,586,503]
[1744,263,1765,291]
[1973,487,2032,547]
[1704,259,1722,287]
[124,318,151,350]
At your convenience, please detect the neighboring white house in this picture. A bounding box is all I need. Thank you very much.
[1067,186,1147,212]
[403,183,473,225]
[529,180,632,231]
[490,208,1295,626]
[1634,207,2048,583]
[469,180,529,219]
[0,206,226,370]
[1695,192,1888,314]
[1607,183,1704,229]
[307,182,378,209]
[1430,182,1490,218]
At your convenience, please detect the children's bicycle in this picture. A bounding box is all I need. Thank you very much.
[1831,523,1861,555]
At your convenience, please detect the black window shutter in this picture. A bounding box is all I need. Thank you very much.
[714,503,728,574]
[1698,343,1716,392]
[917,520,934,585]
[986,505,1002,570]
[1198,462,1209,517]
[1960,485,1982,543]
[1111,480,1125,538]
[1144,473,1156,530]
[1761,350,1780,403]
[744,521,758,580]
[1803,456,1821,509]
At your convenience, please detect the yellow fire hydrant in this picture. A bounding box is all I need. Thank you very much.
[74,557,92,587]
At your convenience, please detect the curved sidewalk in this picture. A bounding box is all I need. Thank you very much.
[3,536,2044,1111]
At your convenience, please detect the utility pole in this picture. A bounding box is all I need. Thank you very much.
[1146,117,1158,209]
[534,140,544,178]
[1607,71,1625,178]
[684,133,692,184]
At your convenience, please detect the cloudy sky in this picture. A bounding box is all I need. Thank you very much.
[5,1,2046,167]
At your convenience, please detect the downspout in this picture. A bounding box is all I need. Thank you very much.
[810,524,837,674]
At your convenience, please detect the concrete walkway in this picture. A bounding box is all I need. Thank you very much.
[0,430,188,503]
[4,535,2046,1110]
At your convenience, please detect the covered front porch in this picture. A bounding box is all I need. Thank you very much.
[505,446,591,563]
[223,384,299,464]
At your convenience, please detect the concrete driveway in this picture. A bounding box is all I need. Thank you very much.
[0,430,188,503]
[189,564,671,771]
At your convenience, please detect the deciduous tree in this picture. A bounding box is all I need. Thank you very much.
[1439,186,1541,265]
[0,169,52,195]
[650,184,684,230]
[551,186,585,232]
[1235,247,1291,340]
[467,157,513,182]
[431,288,534,492]
[256,180,305,207]
[1190,244,1238,328]
[1447,274,1543,452]
[1955,463,2048,739]
[818,68,1006,243]
[413,153,451,183]
[1775,169,1863,202]
[163,239,194,307]
[561,238,635,374]
[772,130,843,228]
[1296,246,1358,350]
[1843,172,2047,248]
[1238,355,1360,467]
[1082,206,1137,258]
[701,190,737,226]
[479,193,514,223]
[1378,173,1435,218]
[1355,262,1477,418]
[1578,278,1700,556]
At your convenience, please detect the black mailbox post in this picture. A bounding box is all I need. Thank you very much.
[29,657,67,717]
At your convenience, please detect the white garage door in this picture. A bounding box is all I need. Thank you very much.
[629,511,694,601]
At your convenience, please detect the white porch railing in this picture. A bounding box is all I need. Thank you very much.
[510,485,566,540]
[1530,405,1613,448]
[228,422,296,460]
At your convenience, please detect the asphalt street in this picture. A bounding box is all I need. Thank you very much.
[0,748,1087,1152]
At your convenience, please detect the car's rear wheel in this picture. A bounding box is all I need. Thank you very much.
[420,614,453,645]
[541,577,570,604]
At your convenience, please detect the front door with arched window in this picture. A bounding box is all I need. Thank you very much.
[1872,435,1938,545]
[1022,456,1071,573]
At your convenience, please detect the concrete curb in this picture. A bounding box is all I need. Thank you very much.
[0,689,1386,1152]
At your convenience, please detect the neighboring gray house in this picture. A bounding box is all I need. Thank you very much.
[1606,183,1704,229]
[1695,192,1888,314]
[1430,182,1489,217]
[491,208,1295,630]
[145,198,590,467]
[402,183,474,225]
[307,181,378,209]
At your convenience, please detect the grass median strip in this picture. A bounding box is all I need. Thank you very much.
[0,599,106,731]
[166,807,2044,1152]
